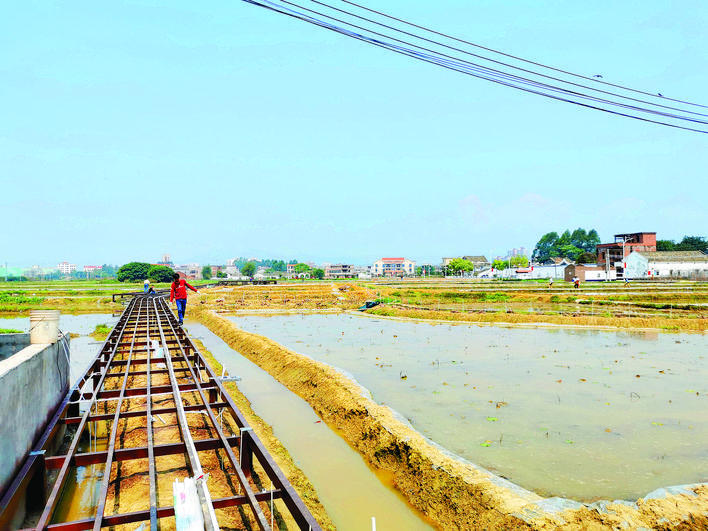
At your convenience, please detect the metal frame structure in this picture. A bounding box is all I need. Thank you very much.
[0,295,320,530]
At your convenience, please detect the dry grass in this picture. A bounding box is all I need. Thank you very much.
[367,305,707,331]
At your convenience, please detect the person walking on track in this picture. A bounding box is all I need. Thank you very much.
[170,273,199,325]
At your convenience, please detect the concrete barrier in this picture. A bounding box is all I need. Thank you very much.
[0,337,70,502]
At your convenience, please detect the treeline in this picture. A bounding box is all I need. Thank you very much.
[116,262,174,282]
[532,228,600,263]
[230,258,296,272]
[657,236,707,253]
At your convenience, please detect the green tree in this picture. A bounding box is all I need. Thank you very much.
[117,262,151,282]
[509,255,529,267]
[216,271,227,278]
[241,262,256,278]
[201,266,212,280]
[576,251,597,264]
[492,259,508,271]
[294,263,311,274]
[656,240,676,251]
[532,232,559,262]
[147,265,175,283]
[676,236,708,253]
[312,268,325,280]
[447,258,474,275]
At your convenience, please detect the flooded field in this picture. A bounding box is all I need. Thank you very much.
[0,313,119,382]
[185,321,433,530]
[228,313,708,502]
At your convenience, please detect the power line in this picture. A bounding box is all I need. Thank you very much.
[340,0,708,110]
[242,0,708,133]
[275,0,707,124]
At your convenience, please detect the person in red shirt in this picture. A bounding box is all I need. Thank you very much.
[170,273,198,325]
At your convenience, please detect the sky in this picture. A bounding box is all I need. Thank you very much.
[1,0,707,267]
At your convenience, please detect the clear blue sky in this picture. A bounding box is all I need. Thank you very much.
[2,0,706,267]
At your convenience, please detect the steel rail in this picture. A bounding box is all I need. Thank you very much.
[92,298,145,530]
[152,298,221,530]
[157,297,320,530]
[34,298,142,530]
[156,298,270,530]
[144,298,159,530]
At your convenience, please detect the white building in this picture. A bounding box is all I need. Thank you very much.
[624,251,708,279]
[325,264,356,279]
[58,262,77,275]
[372,257,416,277]
[515,264,569,280]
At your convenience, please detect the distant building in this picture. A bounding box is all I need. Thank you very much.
[209,265,224,277]
[624,251,708,279]
[157,254,173,266]
[83,265,102,273]
[325,264,356,279]
[174,263,201,280]
[58,262,77,275]
[372,257,415,277]
[597,232,657,268]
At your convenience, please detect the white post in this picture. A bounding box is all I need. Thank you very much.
[371,516,376,531]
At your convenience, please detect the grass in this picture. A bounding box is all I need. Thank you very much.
[367,305,707,332]
[90,324,113,341]
[0,328,23,334]
[0,293,45,304]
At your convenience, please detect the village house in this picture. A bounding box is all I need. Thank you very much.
[624,251,708,279]
[372,257,416,277]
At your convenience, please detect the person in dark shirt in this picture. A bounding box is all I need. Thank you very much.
[169,273,198,325]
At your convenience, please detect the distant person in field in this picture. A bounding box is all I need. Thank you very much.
[170,273,198,326]
[573,276,580,289]
[144,279,150,294]
[548,278,554,288]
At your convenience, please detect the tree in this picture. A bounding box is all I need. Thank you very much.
[509,255,529,267]
[532,232,560,262]
[117,262,151,282]
[312,268,325,280]
[241,262,256,278]
[533,228,600,262]
[676,236,708,253]
[216,271,227,278]
[294,263,311,274]
[148,265,174,283]
[657,240,676,251]
[492,259,508,271]
[576,251,597,264]
[201,266,212,280]
[447,258,474,275]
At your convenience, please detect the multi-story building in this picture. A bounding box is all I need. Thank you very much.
[57,262,77,275]
[173,264,201,279]
[325,264,356,279]
[372,257,416,277]
[597,232,656,267]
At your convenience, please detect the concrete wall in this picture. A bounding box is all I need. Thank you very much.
[0,338,69,495]
[0,333,30,361]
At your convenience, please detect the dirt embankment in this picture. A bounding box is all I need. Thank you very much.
[192,337,335,530]
[194,308,708,530]
[368,305,708,332]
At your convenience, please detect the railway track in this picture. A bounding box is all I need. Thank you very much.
[0,295,320,530]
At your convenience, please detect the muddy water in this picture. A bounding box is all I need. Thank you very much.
[1,314,119,522]
[228,313,708,502]
[185,321,434,531]
[0,313,119,383]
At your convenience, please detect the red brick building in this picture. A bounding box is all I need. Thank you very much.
[597,232,656,267]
